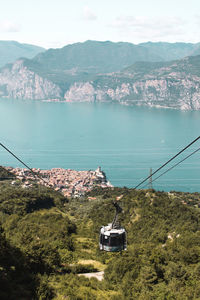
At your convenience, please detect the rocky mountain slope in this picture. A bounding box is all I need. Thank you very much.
[0,59,61,99]
[1,40,200,110]
[64,56,200,110]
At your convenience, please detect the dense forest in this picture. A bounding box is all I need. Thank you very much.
[1,166,200,299]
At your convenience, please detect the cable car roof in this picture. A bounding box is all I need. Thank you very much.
[100,224,126,236]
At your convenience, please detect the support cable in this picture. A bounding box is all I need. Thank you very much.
[142,146,200,189]
[0,142,47,184]
[134,136,200,190]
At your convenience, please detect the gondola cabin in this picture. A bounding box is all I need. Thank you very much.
[99,223,127,252]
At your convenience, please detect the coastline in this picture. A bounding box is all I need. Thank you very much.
[5,166,113,198]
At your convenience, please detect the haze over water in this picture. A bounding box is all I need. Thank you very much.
[1,99,200,192]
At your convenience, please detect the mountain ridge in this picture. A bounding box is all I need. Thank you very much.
[0,40,45,68]
[1,40,200,109]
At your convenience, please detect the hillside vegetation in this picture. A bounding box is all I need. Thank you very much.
[1,165,200,299]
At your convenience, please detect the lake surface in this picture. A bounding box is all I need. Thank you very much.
[0,99,200,192]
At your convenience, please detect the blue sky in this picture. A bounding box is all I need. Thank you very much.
[0,0,199,49]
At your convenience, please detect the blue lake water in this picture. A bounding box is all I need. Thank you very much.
[0,99,200,192]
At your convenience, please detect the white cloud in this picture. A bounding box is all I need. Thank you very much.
[0,20,20,32]
[82,6,97,21]
[109,16,187,42]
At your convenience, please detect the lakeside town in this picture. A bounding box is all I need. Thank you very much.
[5,166,113,198]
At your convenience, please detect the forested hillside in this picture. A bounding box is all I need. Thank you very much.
[1,168,200,299]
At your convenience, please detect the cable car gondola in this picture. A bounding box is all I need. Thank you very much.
[99,201,127,252]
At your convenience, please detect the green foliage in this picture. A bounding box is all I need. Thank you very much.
[0,224,38,299]
[3,210,76,274]
[1,179,200,299]
[0,166,15,181]
[0,181,68,215]
[36,274,55,300]
[70,263,98,274]
[86,188,200,299]
[0,180,77,298]
[50,273,122,299]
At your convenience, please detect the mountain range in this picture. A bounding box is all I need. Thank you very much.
[0,40,45,67]
[1,40,200,110]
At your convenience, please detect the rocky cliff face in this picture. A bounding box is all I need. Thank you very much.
[1,57,200,110]
[0,60,62,99]
[63,73,200,110]
[64,82,96,102]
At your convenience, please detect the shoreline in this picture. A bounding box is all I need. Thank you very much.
[5,166,113,198]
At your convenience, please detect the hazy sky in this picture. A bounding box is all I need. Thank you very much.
[0,0,200,49]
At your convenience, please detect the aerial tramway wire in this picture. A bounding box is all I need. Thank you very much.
[134,135,200,190]
[141,146,200,189]
[1,135,200,191]
[0,142,47,184]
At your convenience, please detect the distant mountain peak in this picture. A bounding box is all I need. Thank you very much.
[0,40,45,68]
[1,41,200,110]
